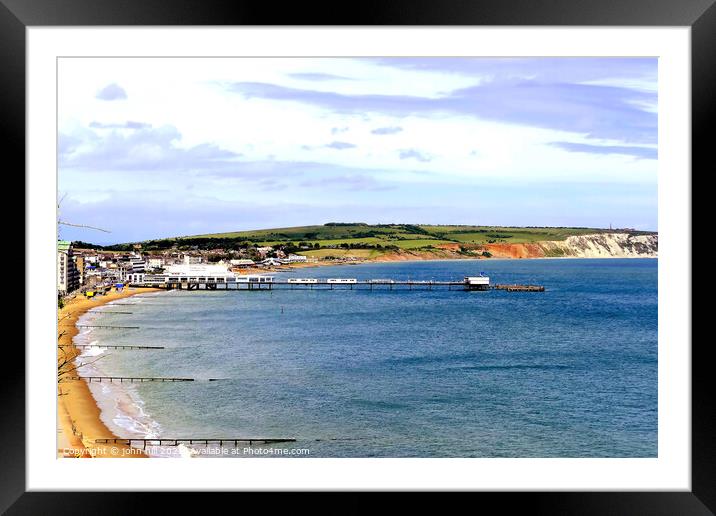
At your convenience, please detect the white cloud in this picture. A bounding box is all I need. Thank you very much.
[58,57,658,241]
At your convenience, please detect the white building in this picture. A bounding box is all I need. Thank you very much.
[230,259,255,266]
[57,241,79,295]
[259,257,282,266]
[287,254,307,263]
[147,257,164,269]
[139,263,237,286]
[122,254,146,284]
[125,273,144,284]
[165,264,231,275]
[255,246,273,258]
[183,254,203,265]
[129,254,146,272]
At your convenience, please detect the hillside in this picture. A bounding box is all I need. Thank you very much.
[100,224,657,260]
[183,223,637,247]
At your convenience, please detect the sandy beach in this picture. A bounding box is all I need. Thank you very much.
[57,287,158,458]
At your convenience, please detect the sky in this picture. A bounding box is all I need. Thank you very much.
[58,57,658,244]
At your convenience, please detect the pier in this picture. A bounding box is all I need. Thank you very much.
[93,437,296,449]
[131,274,535,292]
[70,376,193,383]
[134,277,544,292]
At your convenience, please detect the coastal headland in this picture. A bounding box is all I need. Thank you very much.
[84,224,658,271]
[57,287,158,458]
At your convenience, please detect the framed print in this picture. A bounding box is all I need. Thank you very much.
[6,0,711,512]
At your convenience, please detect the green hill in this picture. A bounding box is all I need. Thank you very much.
[188,223,613,247]
[97,223,654,254]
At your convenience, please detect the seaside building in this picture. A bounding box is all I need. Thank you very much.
[74,255,85,286]
[126,254,147,284]
[165,263,231,274]
[255,246,273,258]
[259,257,282,267]
[230,259,255,266]
[129,254,146,271]
[147,257,163,269]
[83,264,101,287]
[183,254,202,265]
[57,240,79,295]
[139,263,237,286]
[287,254,308,263]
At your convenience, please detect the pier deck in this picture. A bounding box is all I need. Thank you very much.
[134,279,544,292]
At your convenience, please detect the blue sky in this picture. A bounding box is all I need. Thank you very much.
[58,57,657,244]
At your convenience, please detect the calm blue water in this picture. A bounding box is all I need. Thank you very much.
[77,259,657,457]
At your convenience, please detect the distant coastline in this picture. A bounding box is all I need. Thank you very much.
[229,232,657,276]
[75,225,658,275]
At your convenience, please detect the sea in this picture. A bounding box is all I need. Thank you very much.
[73,258,658,458]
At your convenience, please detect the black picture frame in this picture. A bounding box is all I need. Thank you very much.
[5,0,710,512]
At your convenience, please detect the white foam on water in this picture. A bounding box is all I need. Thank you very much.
[71,294,171,457]
[110,384,163,438]
[85,378,169,456]
[71,315,96,356]
[79,341,106,357]
[80,291,209,458]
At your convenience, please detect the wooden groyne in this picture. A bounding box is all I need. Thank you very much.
[94,437,296,449]
[493,284,545,292]
[60,344,164,350]
[71,376,193,383]
[74,325,140,329]
[87,310,133,314]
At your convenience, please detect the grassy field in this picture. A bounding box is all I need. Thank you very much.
[112,223,652,254]
[192,224,620,245]
[299,248,385,259]
[185,223,620,247]
[420,226,612,244]
[187,224,426,242]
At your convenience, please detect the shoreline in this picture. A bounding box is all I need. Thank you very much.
[57,287,159,458]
